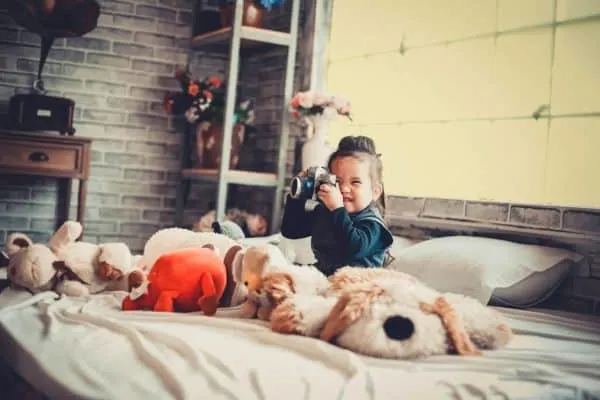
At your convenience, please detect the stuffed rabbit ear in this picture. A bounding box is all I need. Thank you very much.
[320,283,384,343]
[49,220,82,254]
[5,233,33,257]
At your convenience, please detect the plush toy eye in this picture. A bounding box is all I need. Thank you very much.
[244,281,248,286]
[383,315,415,341]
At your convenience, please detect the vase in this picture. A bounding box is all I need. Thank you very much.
[219,0,264,28]
[301,116,333,170]
[195,121,245,169]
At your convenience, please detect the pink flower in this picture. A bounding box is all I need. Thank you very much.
[338,105,351,115]
[313,93,330,106]
[289,95,301,108]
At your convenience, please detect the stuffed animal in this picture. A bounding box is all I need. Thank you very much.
[122,245,230,315]
[138,227,248,308]
[4,221,143,296]
[193,208,268,238]
[232,243,328,321]
[141,227,239,270]
[266,267,513,359]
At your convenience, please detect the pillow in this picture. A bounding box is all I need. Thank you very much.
[389,235,421,256]
[387,235,583,305]
[489,258,573,308]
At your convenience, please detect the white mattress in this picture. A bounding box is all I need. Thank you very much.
[0,286,599,400]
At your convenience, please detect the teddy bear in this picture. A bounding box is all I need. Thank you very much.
[231,243,328,320]
[267,267,513,359]
[122,244,228,315]
[4,220,143,297]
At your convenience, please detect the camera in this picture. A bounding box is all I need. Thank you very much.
[289,166,337,211]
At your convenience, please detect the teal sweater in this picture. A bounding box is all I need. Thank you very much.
[280,195,393,276]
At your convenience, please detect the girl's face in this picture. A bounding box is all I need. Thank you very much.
[330,156,382,214]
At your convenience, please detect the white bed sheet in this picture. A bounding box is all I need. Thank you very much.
[0,287,599,400]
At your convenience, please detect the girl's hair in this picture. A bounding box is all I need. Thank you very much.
[327,135,386,217]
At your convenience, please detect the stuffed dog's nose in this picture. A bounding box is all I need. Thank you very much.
[383,315,414,340]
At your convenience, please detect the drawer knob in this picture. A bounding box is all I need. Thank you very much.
[29,151,50,162]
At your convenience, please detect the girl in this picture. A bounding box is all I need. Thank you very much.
[280,135,393,276]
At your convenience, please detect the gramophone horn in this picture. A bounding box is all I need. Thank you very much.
[5,0,101,92]
[5,0,101,38]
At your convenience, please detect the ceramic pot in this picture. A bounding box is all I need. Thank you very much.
[219,0,264,28]
[301,116,333,170]
[195,121,245,169]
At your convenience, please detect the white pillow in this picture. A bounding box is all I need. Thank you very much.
[489,258,572,308]
[387,235,583,304]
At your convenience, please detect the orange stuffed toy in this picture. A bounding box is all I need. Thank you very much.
[121,246,226,315]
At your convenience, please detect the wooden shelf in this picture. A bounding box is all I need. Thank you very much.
[181,168,278,187]
[190,26,292,54]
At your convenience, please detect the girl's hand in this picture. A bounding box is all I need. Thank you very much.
[318,183,343,211]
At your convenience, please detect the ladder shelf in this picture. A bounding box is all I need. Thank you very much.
[175,0,300,234]
[181,168,278,187]
[190,26,292,53]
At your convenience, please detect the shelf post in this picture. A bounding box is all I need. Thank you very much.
[271,0,301,233]
[215,0,245,222]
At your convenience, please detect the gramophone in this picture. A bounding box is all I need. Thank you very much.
[5,0,100,135]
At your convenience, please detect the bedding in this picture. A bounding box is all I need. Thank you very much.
[0,285,599,400]
[387,236,584,305]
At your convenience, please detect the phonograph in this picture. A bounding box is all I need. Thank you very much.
[5,0,100,135]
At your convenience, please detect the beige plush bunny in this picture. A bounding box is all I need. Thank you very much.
[5,221,143,296]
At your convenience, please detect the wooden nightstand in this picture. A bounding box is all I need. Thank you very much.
[0,129,92,232]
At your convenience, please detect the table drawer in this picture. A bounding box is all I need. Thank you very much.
[0,140,80,174]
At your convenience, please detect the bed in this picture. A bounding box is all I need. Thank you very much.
[1,231,600,400]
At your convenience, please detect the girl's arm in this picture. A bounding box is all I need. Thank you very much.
[330,207,393,258]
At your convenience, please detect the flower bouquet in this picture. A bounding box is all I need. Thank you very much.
[288,91,352,123]
[288,91,352,169]
[163,69,255,126]
[163,69,255,169]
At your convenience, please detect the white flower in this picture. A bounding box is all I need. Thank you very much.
[297,91,314,108]
[185,108,199,123]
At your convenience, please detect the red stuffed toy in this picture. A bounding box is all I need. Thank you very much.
[122,246,227,315]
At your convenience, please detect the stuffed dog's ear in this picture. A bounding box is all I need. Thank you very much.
[5,233,33,257]
[420,297,482,356]
[230,247,245,283]
[224,245,242,271]
[218,245,245,308]
[320,283,384,342]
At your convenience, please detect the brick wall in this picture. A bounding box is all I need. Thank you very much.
[0,0,198,252]
[0,1,309,252]
[387,196,600,315]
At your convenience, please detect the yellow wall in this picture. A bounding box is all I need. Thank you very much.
[326,0,600,208]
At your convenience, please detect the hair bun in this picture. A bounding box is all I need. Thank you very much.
[337,135,377,155]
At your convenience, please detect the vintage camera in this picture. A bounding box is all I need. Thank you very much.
[289,166,337,211]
